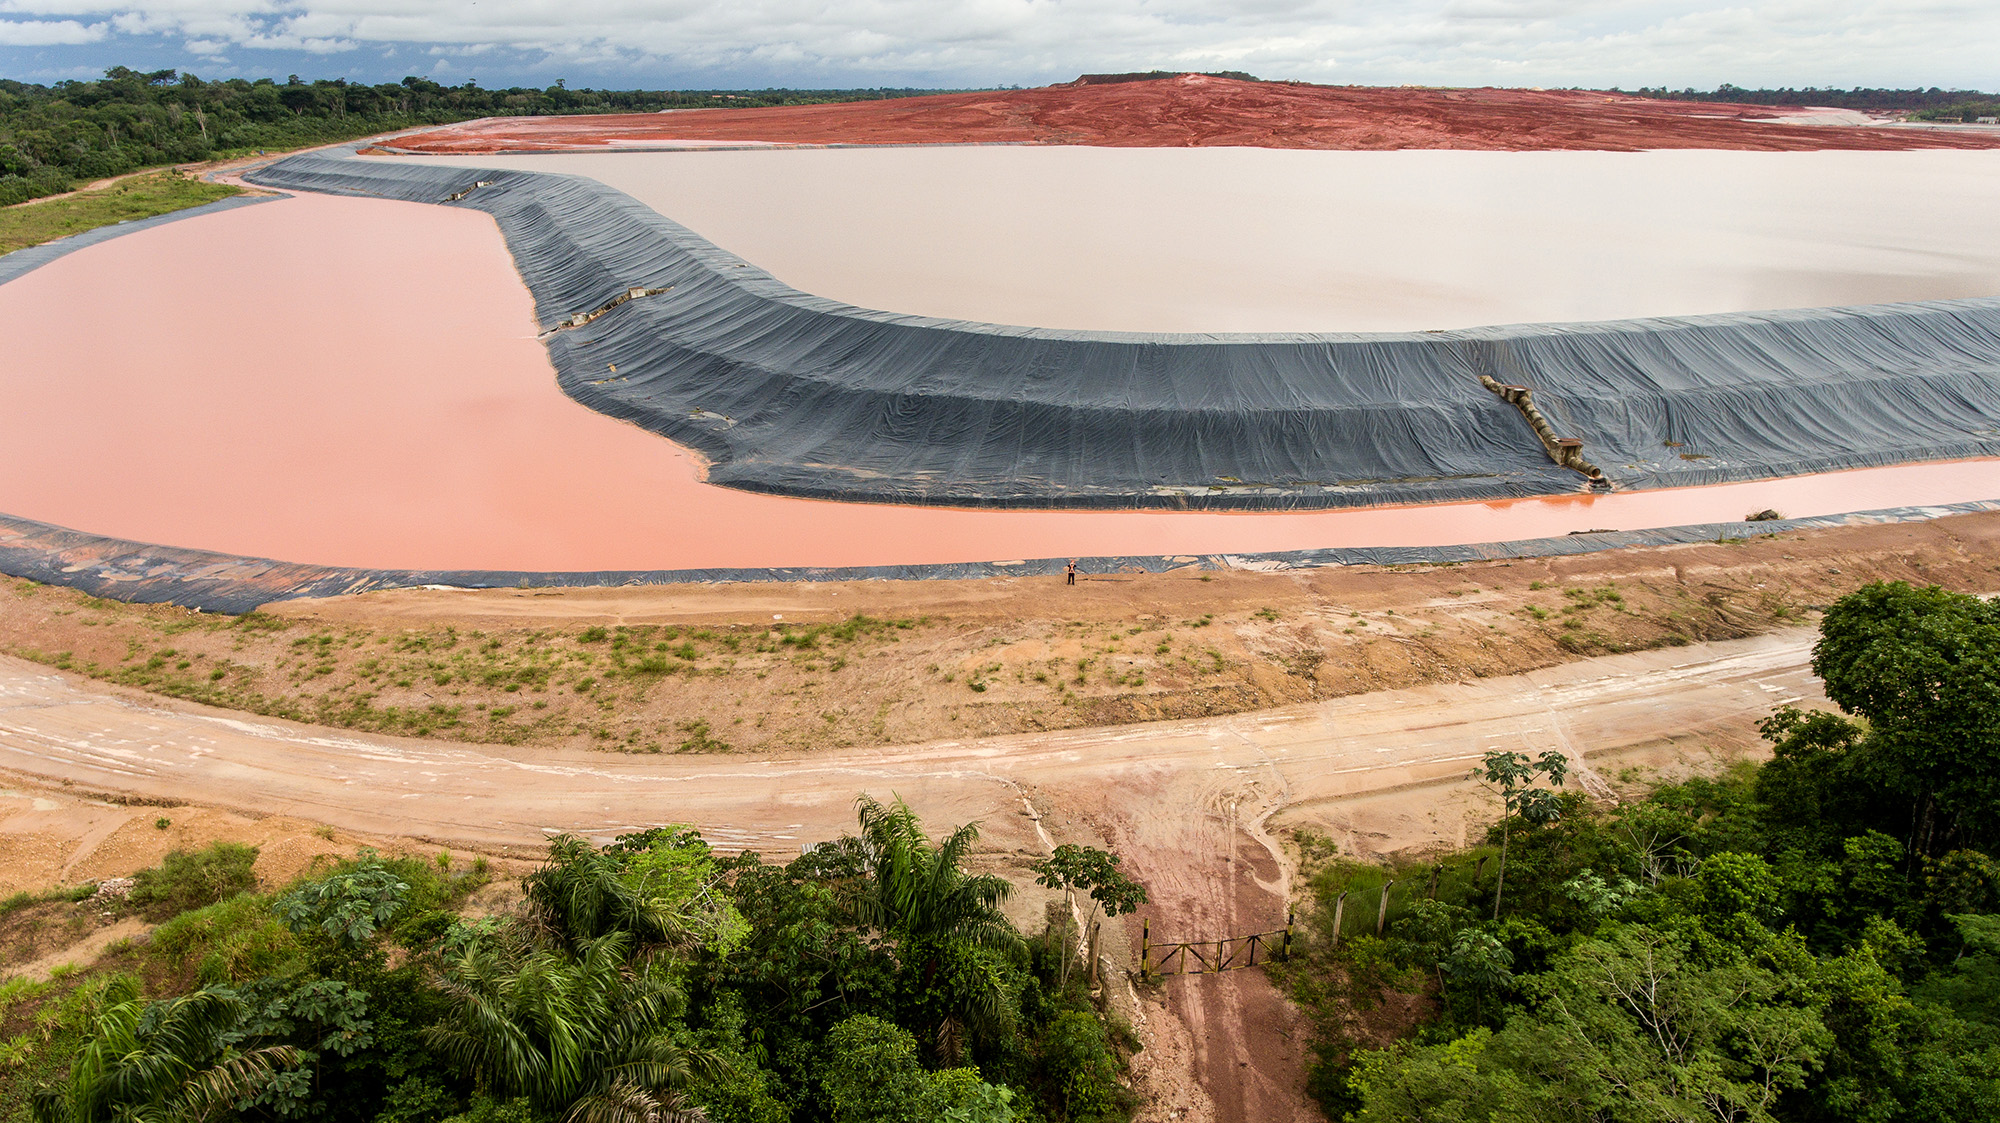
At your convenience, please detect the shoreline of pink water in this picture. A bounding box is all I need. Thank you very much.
[2,190,1996,574]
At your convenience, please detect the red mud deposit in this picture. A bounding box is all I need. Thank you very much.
[4,191,1999,575]
[386,75,2000,155]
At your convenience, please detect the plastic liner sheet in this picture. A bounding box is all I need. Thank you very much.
[240,146,2000,511]
[5,503,1997,615]
[0,194,277,286]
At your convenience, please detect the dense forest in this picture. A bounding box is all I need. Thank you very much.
[2,796,1137,1123]
[1285,580,2000,1122]
[1624,83,2000,121]
[0,67,955,205]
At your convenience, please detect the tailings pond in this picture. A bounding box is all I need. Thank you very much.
[3,153,1999,573]
[401,147,2000,334]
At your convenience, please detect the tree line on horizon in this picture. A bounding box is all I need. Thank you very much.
[0,67,960,207]
[1623,82,2000,120]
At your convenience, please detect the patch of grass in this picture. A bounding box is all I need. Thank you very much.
[0,973,134,1121]
[147,894,301,985]
[0,171,242,255]
[128,842,259,922]
[676,718,731,753]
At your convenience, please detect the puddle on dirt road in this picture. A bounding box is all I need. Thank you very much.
[2,189,1996,574]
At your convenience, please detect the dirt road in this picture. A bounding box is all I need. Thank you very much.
[0,629,1820,1122]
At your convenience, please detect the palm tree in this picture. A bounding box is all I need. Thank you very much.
[850,794,1015,949]
[427,931,716,1123]
[33,984,299,1123]
[849,795,1018,1062]
[522,835,697,954]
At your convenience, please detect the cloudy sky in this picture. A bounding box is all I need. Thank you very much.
[1,1,1995,91]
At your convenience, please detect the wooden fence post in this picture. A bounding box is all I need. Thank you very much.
[1140,918,1150,978]
[1283,910,1294,961]
[1331,891,1347,948]
[1376,879,1396,935]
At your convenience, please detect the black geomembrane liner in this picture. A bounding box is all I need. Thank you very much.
[243,146,2000,510]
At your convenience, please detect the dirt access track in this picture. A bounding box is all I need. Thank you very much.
[1,622,1819,1122]
[9,496,2000,1123]
[388,73,2000,154]
[26,504,1995,1123]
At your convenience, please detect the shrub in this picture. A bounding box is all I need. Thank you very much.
[1040,1010,1125,1122]
[273,857,411,951]
[148,894,302,984]
[129,842,259,920]
[820,1015,934,1123]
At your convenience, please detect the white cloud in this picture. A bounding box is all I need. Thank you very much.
[0,2,1994,88]
[0,17,105,45]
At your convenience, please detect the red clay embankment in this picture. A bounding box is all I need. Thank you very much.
[386,74,2000,154]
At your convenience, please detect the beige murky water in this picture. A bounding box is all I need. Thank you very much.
[2,188,1996,573]
[402,147,2000,334]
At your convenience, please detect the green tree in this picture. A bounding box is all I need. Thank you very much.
[850,796,1015,949]
[1029,844,1148,989]
[1038,1010,1124,1122]
[817,1015,934,1123]
[272,855,411,952]
[609,828,749,954]
[848,796,1019,1063]
[1813,582,2000,856]
[1345,1028,1494,1123]
[708,845,895,1046]
[32,984,301,1123]
[1349,925,1834,1123]
[1474,750,1569,918]
[522,835,697,953]
[427,931,714,1122]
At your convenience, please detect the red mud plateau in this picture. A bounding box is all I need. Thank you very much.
[385,74,2000,155]
[3,189,1999,574]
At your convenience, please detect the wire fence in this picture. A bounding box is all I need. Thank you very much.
[1140,912,1294,977]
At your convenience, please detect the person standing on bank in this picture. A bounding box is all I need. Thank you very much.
[1066,559,1078,585]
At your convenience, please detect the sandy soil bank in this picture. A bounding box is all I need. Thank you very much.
[386,76,2000,155]
[403,146,2000,333]
[0,617,1822,1118]
[4,187,1997,575]
[7,508,1996,761]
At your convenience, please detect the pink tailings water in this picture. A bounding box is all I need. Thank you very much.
[1,191,1995,573]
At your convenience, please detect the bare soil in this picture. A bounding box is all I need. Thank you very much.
[6,510,1997,759]
[7,511,2000,1122]
[387,75,2000,155]
[0,782,535,982]
[0,620,1829,1122]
